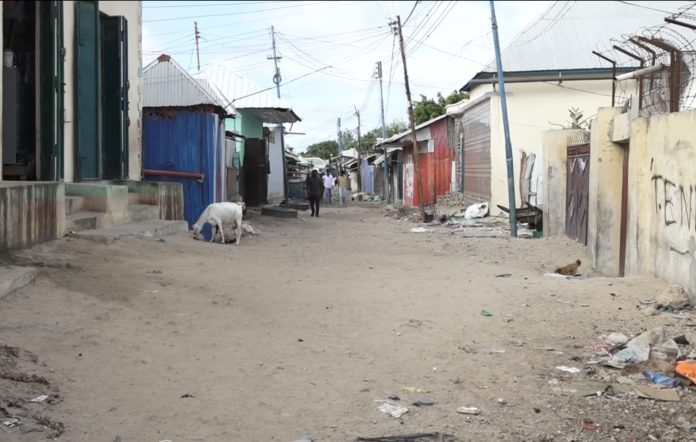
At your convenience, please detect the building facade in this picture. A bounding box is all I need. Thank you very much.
[1,0,142,183]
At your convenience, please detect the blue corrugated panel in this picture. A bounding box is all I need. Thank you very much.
[143,111,217,240]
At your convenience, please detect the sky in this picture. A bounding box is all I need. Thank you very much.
[142,1,553,153]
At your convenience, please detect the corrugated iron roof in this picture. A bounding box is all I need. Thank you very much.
[375,114,449,147]
[194,61,301,123]
[470,1,692,76]
[143,55,233,114]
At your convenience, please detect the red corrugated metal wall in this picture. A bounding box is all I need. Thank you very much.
[402,118,454,207]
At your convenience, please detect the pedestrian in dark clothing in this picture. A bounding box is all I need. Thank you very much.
[306,170,324,217]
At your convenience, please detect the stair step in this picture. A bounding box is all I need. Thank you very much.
[67,220,189,245]
[127,204,160,224]
[127,192,139,205]
[66,212,103,232]
[65,196,85,216]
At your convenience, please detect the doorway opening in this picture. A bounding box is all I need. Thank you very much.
[2,0,37,180]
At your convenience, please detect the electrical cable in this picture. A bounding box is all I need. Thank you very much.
[144,1,286,8]
[402,1,420,26]
[144,1,334,23]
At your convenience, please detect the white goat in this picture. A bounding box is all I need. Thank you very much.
[192,202,243,245]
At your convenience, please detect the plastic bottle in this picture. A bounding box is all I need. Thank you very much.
[642,370,681,388]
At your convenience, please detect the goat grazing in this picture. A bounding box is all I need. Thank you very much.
[192,202,243,245]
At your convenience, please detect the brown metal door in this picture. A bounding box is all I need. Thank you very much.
[462,98,492,206]
[243,138,267,207]
[566,143,590,245]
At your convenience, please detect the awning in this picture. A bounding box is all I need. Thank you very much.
[239,108,302,124]
[373,147,401,166]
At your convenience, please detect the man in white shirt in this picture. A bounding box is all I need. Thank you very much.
[323,171,336,204]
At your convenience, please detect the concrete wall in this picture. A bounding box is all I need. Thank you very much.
[469,79,631,211]
[0,183,66,252]
[542,129,588,237]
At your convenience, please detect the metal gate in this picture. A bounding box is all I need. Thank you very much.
[462,98,492,206]
[566,143,590,245]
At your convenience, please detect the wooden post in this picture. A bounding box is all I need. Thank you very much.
[194,22,201,71]
[355,106,363,192]
[396,15,426,221]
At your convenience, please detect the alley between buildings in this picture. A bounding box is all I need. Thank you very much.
[0,204,691,442]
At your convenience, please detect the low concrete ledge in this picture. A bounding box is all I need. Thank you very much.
[0,266,38,300]
[261,205,298,218]
[68,220,189,245]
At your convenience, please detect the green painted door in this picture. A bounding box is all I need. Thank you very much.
[76,1,100,180]
[38,1,64,181]
[101,16,129,179]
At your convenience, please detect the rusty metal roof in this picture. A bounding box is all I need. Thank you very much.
[464,1,693,85]
[143,54,234,114]
[194,61,301,124]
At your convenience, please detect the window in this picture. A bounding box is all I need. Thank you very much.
[417,140,434,154]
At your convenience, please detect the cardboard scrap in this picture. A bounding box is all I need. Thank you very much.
[634,385,680,402]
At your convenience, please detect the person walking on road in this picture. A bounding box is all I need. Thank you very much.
[323,171,336,204]
[306,170,324,217]
[338,170,349,205]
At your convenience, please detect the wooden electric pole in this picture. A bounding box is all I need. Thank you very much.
[194,22,201,71]
[396,15,426,221]
[355,106,362,192]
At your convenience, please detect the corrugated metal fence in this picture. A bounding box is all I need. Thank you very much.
[143,110,219,240]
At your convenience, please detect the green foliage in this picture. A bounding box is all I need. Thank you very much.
[550,107,593,131]
[303,140,338,159]
[303,120,410,159]
[413,90,469,125]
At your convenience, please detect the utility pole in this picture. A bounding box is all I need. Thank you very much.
[489,1,517,237]
[355,106,362,192]
[194,22,201,71]
[267,25,290,208]
[375,60,389,203]
[396,15,426,221]
[337,118,343,173]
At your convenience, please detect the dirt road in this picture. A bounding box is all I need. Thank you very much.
[0,204,693,441]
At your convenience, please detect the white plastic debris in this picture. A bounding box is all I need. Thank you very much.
[30,395,48,403]
[409,227,432,233]
[375,400,409,418]
[556,366,581,373]
[464,202,489,219]
[603,332,628,346]
[456,406,480,415]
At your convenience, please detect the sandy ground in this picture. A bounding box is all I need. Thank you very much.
[1,203,695,442]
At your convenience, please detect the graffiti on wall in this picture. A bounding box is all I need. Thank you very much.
[405,161,414,201]
[651,158,696,234]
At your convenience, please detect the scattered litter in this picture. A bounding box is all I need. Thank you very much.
[158,237,168,243]
[643,370,680,388]
[456,406,480,415]
[584,344,612,352]
[579,304,590,307]
[556,366,581,373]
[656,284,690,309]
[603,332,628,346]
[486,349,505,356]
[2,419,21,428]
[495,274,512,278]
[417,397,435,406]
[582,421,597,431]
[497,398,507,405]
[674,335,690,345]
[409,227,432,233]
[676,360,696,383]
[480,310,492,317]
[181,393,195,398]
[292,439,314,442]
[353,433,464,442]
[551,381,607,397]
[543,273,587,280]
[556,300,572,305]
[30,395,48,403]
[402,387,429,393]
[634,385,680,402]
[375,400,409,418]
[464,202,489,219]
[388,396,401,401]
[147,270,162,274]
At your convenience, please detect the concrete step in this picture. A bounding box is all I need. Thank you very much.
[0,266,37,301]
[261,205,298,218]
[67,220,189,245]
[127,204,159,223]
[65,211,103,232]
[65,196,85,216]
[127,192,139,205]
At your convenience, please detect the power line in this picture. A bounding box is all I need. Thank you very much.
[402,1,420,26]
[144,1,286,8]
[144,1,334,23]
[615,1,685,14]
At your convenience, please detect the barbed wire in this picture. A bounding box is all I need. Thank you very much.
[595,11,696,115]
